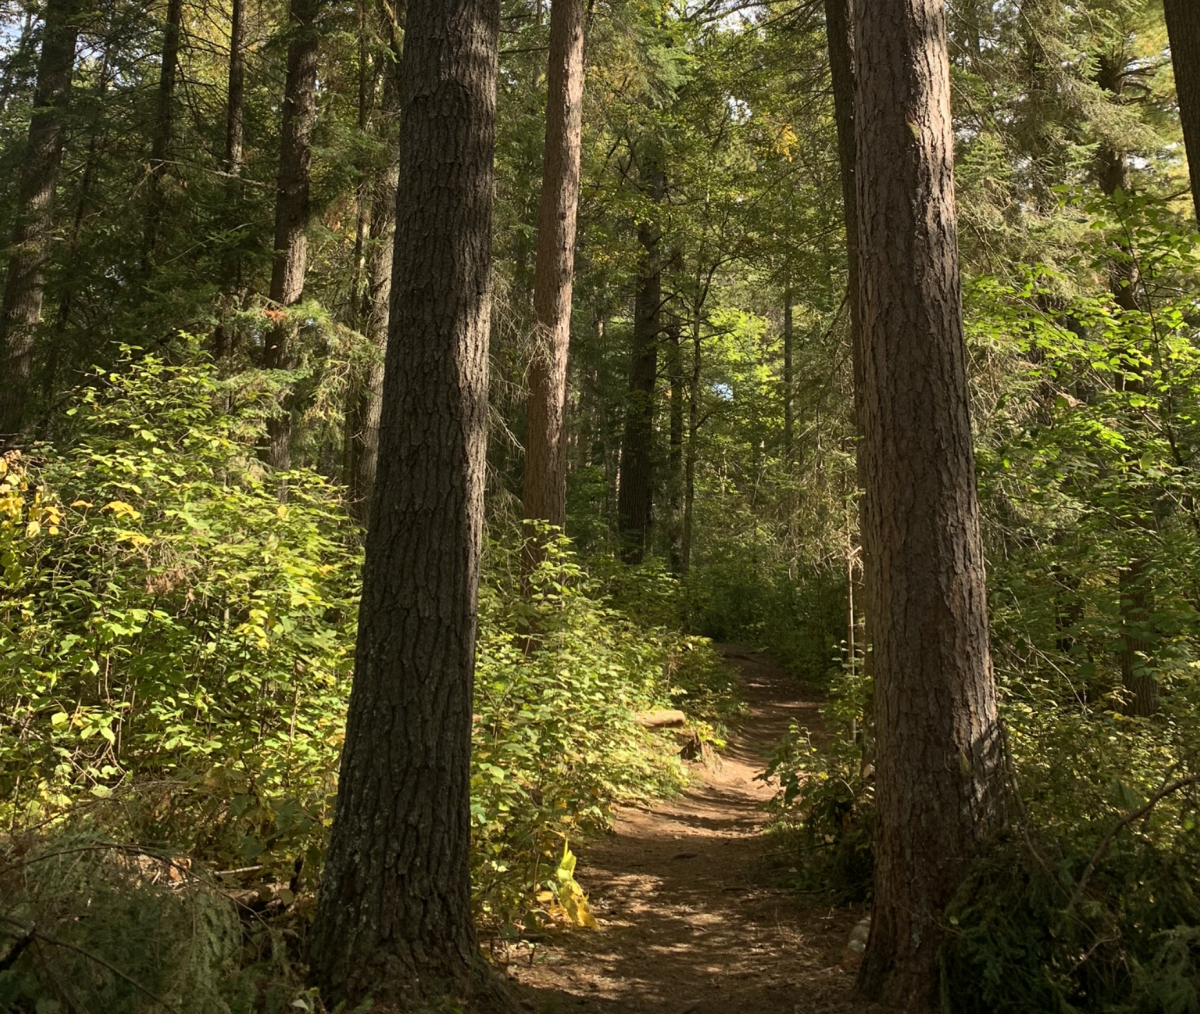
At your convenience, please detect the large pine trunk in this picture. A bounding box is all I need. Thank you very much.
[522,0,586,543]
[262,0,320,470]
[616,159,664,563]
[1165,0,1200,223]
[0,0,79,440]
[306,0,506,1002]
[852,1,1004,1008]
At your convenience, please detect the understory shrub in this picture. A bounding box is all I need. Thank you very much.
[0,348,736,1011]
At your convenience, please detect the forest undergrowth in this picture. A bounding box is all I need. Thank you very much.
[0,350,740,1014]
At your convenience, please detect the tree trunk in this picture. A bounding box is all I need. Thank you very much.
[1165,0,1200,223]
[782,285,794,457]
[667,318,684,572]
[852,1,1004,1008]
[522,0,586,550]
[616,158,665,563]
[824,0,861,404]
[680,311,701,575]
[1095,52,1160,718]
[213,0,247,362]
[0,0,79,440]
[306,0,507,1003]
[346,25,402,516]
[142,0,184,274]
[262,0,320,470]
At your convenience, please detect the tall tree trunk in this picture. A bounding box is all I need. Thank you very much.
[213,0,247,362]
[824,0,861,402]
[616,157,664,563]
[680,310,701,575]
[1165,0,1200,223]
[262,0,320,470]
[0,0,79,441]
[667,318,684,572]
[522,0,586,550]
[142,0,184,274]
[782,284,794,457]
[346,24,402,516]
[852,0,1004,1008]
[306,0,508,1003]
[1096,52,1160,718]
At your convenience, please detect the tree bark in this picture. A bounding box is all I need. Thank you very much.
[522,0,586,549]
[782,285,794,457]
[667,317,684,572]
[852,1,1004,1008]
[0,0,79,440]
[142,0,184,274]
[213,0,248,362]
[306,0,507,1003]
[1165,0,1200,223]
[262,0,320,470]
[616,157,665,563]
[346,24,402,516]
[824,0,861,406]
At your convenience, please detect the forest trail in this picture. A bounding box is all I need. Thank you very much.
[509,647,889,1014]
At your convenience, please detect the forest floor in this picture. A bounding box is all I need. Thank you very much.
[506,647,892,1014]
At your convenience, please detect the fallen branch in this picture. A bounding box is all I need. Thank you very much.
[634,709,687,729]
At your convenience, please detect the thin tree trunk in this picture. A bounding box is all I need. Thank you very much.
[825,0,861,404]
[680,310,701,575]
[346,22,402,516]
[852,1,1004,1007]
[666,318,684,572]
[0,0,79,440]
[522,0,586,552]
[782,285,793,457]
[142,0,184,274]
[262,0,320,470]
[307,0,509,1002]
[1165,0,1200,223]
[616,157,664,563]
[213,0,247,362]
[1096,52,1160,718]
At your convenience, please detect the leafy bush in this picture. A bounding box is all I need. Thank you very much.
[1,348,737,1006]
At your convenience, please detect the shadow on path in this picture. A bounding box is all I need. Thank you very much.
[507,647,891,1014]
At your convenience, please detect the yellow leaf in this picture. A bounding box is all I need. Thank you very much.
[103,500,141,520]
[25,520,40,537]
[71,500,94,509]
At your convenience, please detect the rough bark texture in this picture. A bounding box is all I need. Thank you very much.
[522,0,585,542]
[0,0,79,440]
[263,0,320,469]
[347,33,402,516]
[852,1,1004,1008]
[306,0,505,1003]
[143,0,184,273]
[1165,0,1200,223]
[616,160,664,563]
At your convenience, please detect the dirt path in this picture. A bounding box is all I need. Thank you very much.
[508,647,888,1014]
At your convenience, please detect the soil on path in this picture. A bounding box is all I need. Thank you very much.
[508,647,891,1014]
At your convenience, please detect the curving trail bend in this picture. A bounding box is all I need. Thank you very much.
[508,647,893,1014]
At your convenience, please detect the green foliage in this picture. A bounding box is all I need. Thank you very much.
[1,353,737,983]
[760,657,873,902]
